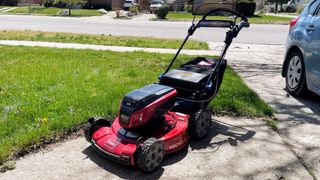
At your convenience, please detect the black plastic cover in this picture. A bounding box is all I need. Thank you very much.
[120,84,175,123]
[160,69,208,91]
[160,57,226,99]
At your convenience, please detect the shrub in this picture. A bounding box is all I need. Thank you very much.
[154,5,169,19]
[269,5,275,13]
[236,0,256,16]
[52,0,66,8]
[283,3,296,12]
[105,4,112,11]
[0,0,18,5]
[43,0,53,7]
[129,5,139,15]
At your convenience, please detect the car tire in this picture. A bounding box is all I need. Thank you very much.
[136,137,165,173]
[189,109,212,139]
[285,51,308,97]
[84,117,111,142]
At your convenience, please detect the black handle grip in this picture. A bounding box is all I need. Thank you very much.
[238,21,250,29]
[197,20,235,28]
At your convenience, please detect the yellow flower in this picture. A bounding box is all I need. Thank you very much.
[41,117,48,124]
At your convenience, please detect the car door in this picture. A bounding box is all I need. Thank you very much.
[305,0,320,89]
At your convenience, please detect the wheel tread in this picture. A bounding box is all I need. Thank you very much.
[189,109,212,139]
[136,137,164,173]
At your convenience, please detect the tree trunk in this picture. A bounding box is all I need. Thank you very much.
[275,0,278,14]
[69,8,71,16]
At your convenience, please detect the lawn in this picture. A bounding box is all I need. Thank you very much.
[0,30,209,50]
[0,45,272,164]
[0,6,102,17]
[166,12,293,24]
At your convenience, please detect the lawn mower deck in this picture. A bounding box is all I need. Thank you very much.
[90,111,189,166]
[84,6,249,173]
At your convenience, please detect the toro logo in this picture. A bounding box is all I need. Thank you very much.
[104,139,118,149]
[168,135,185,150]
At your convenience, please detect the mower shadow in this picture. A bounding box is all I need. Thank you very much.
[82,145,188,179]
[189,119,256,151]
[282,89,320,125]
[82,119,255,178]
[82,146,165,179]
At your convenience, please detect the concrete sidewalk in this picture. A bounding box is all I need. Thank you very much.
[0,117,311,180]
[265,13,298,19]
[0,40,216,56]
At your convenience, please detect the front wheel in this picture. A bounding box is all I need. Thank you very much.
[84,117,111,142]
[285,51,308,97]
[136,137,165,173]
[189,109,212,139]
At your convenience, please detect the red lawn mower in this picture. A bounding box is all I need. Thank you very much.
[84,7,249,173]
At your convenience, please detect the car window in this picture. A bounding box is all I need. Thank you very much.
[309,0,320,15]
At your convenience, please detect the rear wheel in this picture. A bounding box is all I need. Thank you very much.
[136,137,165,173]
[189,109,212,139]
[285,51,308,97]
[84,117,111,142]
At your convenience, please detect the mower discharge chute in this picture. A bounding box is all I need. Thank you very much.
[84,7,249,173]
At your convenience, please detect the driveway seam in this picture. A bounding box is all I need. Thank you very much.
[277,129,318,180]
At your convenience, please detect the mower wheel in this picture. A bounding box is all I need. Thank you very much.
[136,137,165,173]
[84,117,111,142]
[189,109,212,139]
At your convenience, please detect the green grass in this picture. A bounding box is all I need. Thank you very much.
[266,119,278,131]
[0,30,209,50]
[0,45,272,164]
[0,6,102,17]
[166,12,293,24]
[247,15,293,24]
[0,161,16,173]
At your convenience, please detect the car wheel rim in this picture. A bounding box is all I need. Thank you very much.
[196,111,211,137]
[287,55,302,89]
[145,143,164,171]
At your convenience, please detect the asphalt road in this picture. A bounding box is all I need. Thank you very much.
[0,15,289,45]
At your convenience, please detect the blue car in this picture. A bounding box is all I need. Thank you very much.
[282,0,320,97]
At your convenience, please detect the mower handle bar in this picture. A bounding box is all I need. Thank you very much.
[196,8,249,29]
[163,7,249,76]
[238,20,250,29]
[197,20,235,28]
[201,8,248,22]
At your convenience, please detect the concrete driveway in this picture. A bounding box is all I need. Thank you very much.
[0,42,319,179]
[217,42,320,179]
[0,117,311,180]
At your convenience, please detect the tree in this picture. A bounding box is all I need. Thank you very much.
[54,0,85,16]
[274,0,287,14]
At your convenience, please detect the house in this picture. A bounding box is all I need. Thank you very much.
[192,0,235,14]
[171,0,190,11]
[87,0,122,9]
[88,0,150,10]
[1,0,41,6]
[138,0,150,11]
